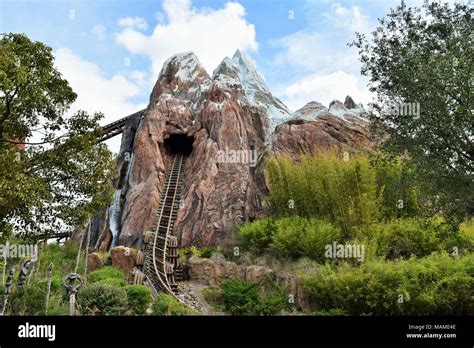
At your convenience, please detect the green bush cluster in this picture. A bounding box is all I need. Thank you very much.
[202,286,225,311]
[78,283,128,315]
[239,217,342,262]
[8,277,65,315]
[209,279,287,316]
[181,246,218,258]
[238,218,276,254]
[152,293,195,316]
[88,266,127,284]
[240,215,472,263]
[124,285,151,315]
[302,252,474,315]
[367,217,471,260]
[38,243,81,275]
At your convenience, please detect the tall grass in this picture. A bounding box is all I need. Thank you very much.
[266,151,420,237]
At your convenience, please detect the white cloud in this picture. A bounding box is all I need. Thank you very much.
[272,30,360,75]
[118,17,149,31]
[91,25,106,40]
[272,2,374,112]
[54,48,147,153]
[326,3,370,33]
[280,71,373,111]
[115,0,258,76]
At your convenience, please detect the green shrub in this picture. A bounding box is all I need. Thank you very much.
[38,242,81,274]
[202,286,224,311]
[240,216,342,262]
[181,246,202,257]
[272,217,342,261]
[218,278,287,316]
[95,278,127,287]
[201,247,218,258]
[254,279,287,315]
[460,219,474,244]
[313,308,348,316]
[220,279,260,315]
[152,293,195,316]
[302,252,474,315]
[367,218,471,260]
[88,266,127,284]
[9,280,48,315]
[124,285,151,315]
[239,218,276,254]
[8,277,66,315]
[78,283,128,315]
[45,304,69,316]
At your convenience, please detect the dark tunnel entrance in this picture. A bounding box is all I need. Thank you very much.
[164,134,194,156]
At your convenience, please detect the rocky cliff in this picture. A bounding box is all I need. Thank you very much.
[79,50,371,250]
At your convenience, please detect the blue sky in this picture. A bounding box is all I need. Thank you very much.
[0,0,434,152]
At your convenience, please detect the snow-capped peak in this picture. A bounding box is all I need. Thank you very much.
[159,51,208,83]
[213,49,290,129]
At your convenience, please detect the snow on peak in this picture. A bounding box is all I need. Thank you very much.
[213,49,290,128]
[291,101,329,121]
[159,51,208,83]
[213,49,268,91]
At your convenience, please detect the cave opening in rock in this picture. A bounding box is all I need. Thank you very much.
[164,134,194,156]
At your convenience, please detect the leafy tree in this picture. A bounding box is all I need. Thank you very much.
[0,33,115,239]
[351,1,473,223]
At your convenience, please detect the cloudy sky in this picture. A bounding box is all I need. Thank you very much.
[0,0,430,152]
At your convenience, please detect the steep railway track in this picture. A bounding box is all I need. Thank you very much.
[135,154,188,304]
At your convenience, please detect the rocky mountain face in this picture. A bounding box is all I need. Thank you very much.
[272,96,371,156]
[78,50,371,250]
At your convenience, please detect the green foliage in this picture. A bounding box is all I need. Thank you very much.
[239,217,342,262]
[78,283,128,315]
[95,278,127,287]
[218,278,287,316]
[9,279,51,315]
[152,293,195,316]
[266,152,420,237]
[273,217,342,261]
[364,217,472,260]
[302,252,474,315]
[88,266,127,284]
[181,246,202,257]
[220,279,260,315]
[124,285,151,315]
[180,246,217,258]
[0,33,115,238]
[200,247,218,258]
[8,276,65,315]
[238,218,276,254]
[313,308,348,316]
[460,219,474,245]
[254,279,288,316]
[202,286,225,311]
[351,1,473,223]
[38,243,80,274]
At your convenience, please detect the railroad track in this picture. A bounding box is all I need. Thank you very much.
[97,109,145,143]
[134,154,187,304]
